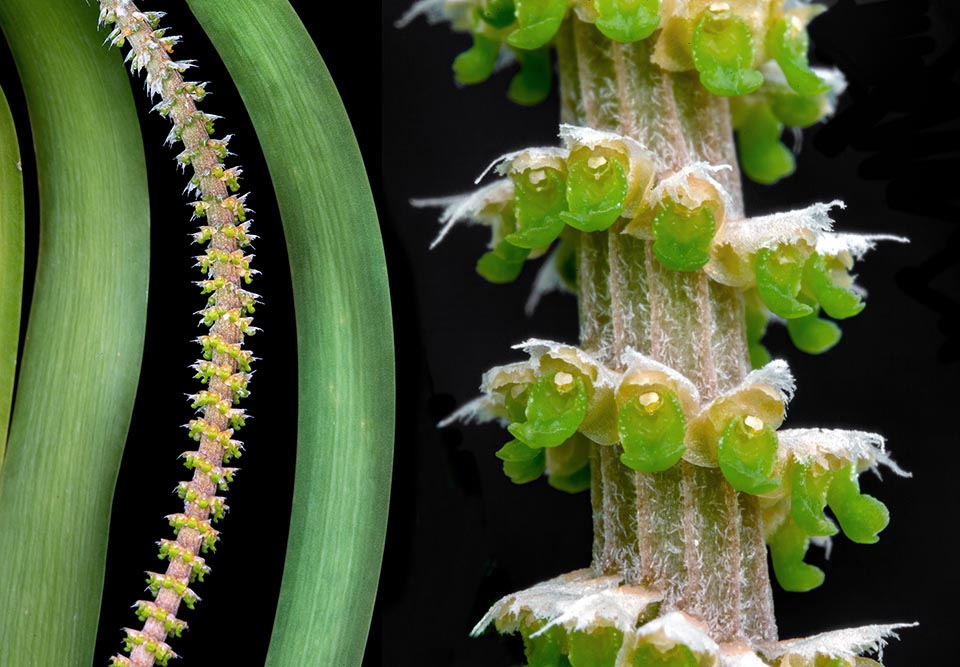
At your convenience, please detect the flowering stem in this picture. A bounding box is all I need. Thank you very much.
[558,17,777,642]
[98,2,257,664]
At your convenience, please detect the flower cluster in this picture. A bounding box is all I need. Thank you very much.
[98,1,259,664]
[446,339,907,591]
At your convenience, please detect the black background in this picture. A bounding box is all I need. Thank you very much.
[1,1,957,665]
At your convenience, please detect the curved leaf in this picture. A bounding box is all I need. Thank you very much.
[0,86,23,461]
[0,1,150,663]
[185,2,395,665]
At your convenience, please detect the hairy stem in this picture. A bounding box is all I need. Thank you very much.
[98,2,258,665]
[558,17,777,643]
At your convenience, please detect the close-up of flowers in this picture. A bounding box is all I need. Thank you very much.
[0,1,956,665]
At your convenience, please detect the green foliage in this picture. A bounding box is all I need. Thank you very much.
[186,2,394,665]
[0,88,22,460]
[0,2,150,664]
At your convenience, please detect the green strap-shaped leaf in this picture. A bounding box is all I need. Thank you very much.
[691,10,764,97]
[786,306,842,354]
[480,0,518,29]
[0,85,23,462]
[497,438,547,483]
[790,463,839,537]
[507,0,567,50]
[735,101,795,184]
[618,389,687,472]
[802,252,865,320]
[186,2,395,665]
[509,45,554,105]
[827,464,889,544]
[632,642,700,666]
[522,622,571,667]
[768,517,825,592]
[651,201,716,272]
[767,17,830,97]
[508,166,568,248]
[454,32,502,85]
[508,371,589,448]
[568,626,623,667]
[594,0,661,43]
[0,1,150,663]
[477,239,531,282]
[560,147,629,232]
[755,244,813,319]
[717,415,780,495]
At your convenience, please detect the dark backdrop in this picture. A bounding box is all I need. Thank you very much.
[0,1,956,665]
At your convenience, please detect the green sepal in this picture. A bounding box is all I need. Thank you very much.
[717,415,780,495]
[476,240,530,283]
[786,307,842,354]
[651,201,716,272]
[568,626,623,667]
[594,0,661,43]
[508,166,568,248]
[691,11,764,97]
[522,622,571,667]
[559,147,629,232]
[497,439,547,484]
[790,463,838,537]
[509,46,553,105]
[827,464,889,544]
[479,0,517,29]
[802,253,865,320]
[617,389,687,473]
[768,517,825,592]
[507,0,567,50]
[744,295,772,369]
[755,244,813,319]
[632,641,699,667]
[453,32,501,85]
[735,102,795,184]
[508,372,589,448]
[770,93,824,129]
[767,17,830,97]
